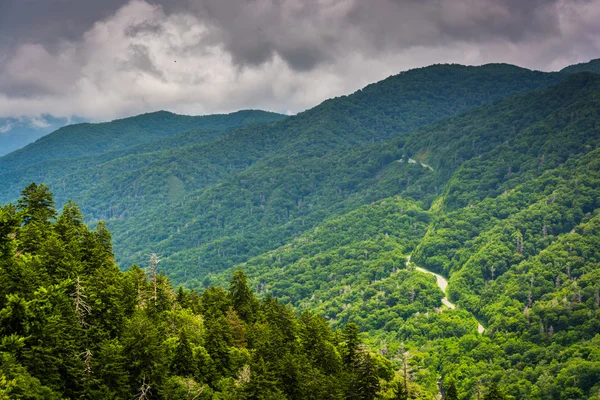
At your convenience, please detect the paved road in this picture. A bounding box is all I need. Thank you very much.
[407,256,485,334]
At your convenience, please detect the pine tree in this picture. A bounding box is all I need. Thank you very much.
[17,183,56,226]
[176,286,189,308]
[229,269,255,322]
[342,323,361,367]
[298,310,341,375]
[203,314,233,376]
[346,350,380,400]
[172,330,194,377]
[393,381,408,400]
[92,339,130,399]
[484,382,506,400]
[239,356,284,400]
[200,286,231,317]
[121,311,167,392]
[16,183,57,253]
[55,201,84,244]
[445,381,459,400]
[0,204,18,253]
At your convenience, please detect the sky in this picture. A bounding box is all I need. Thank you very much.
[0,0,599,123]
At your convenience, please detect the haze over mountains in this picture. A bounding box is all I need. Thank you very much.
[1,58,600,398]
[0,115,83,156]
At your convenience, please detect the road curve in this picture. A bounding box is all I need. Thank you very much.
[407,256,485,334]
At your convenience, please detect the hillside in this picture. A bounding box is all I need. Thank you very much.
[0,186,417,399]
[1,61,600,398]
[0,109,285,173]
[110,71,597,284]
[201,73,600,396]
[0,115,82,156]
[560,58,600,74]
[0,63,568,277]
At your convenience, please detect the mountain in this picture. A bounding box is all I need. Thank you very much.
[1,60,600,398]
[0,186,406,399]
[560,58,600,74]
[204,72,600,396]
[0,63,566,277]
[0,109,285,173]
[0,115,81,156]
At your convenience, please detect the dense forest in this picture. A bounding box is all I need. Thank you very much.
[1,59,600,399]
[0,184,508,399]
[0,63,567,275]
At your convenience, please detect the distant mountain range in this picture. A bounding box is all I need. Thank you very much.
[0,115,86,156]
[1,57,600,398]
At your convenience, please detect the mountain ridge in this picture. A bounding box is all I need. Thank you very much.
[0,109,286,173]
[1,58,600,398]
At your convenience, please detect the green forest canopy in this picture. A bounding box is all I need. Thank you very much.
[1,60,600,399]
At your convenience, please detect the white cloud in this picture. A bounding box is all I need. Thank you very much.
[29,116,51,129]
[0,121,13,134]
[0,0,598,122]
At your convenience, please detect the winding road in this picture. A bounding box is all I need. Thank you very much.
[407,256,485,334]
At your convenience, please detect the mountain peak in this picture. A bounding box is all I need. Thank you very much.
[560,58,600,74]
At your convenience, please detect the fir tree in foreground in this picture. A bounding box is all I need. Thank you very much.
[0,184,415,399]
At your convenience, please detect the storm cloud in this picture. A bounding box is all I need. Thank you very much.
[0,0,599,121]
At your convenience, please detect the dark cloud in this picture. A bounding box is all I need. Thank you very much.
[0,0,571,71]
[124,20,164,37]
[0,0,595,72]
[0,0,127,49]
[121,44,165,79]
[152,0,569,71]
[0,0,598,120]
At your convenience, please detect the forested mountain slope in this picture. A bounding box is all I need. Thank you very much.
[0,185,421,399]
[111,72,599,286]
[0,64,563,200]
[0,109,285,173]
[0,115,83,157]
[560,58,600,74]
[0,63,566,278]
[200,72,600,398]
[1,61,600,399]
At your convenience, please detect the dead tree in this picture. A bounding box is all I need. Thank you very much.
[80,349,93,387]
[148,254,161,305]
[137,378,152,400]
[72,277,92,327]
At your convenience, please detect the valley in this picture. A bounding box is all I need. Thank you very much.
[1,59,600,399]
[409,255,486,334]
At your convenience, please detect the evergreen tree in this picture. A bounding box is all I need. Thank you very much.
[298,311,341,375]
[394,381,408,400]
[239,356,284,400]
[176,286,189,309]
[484,382,506,400]
[16,183,57,253]
[92,339,130,399]
[229,269,255,322]
[17,183,56,226]
[0,204,18,253]
[54,201,84,243]
[341,323,361,367]
[203,314,232,376]
[200,286,231,317]
[445,381,459,400]
[171,330,194,377]
[121,310,166,392]
[0,187,410,398]
[346,350,380,400]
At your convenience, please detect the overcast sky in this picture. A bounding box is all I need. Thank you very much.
[0,0,599,122]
